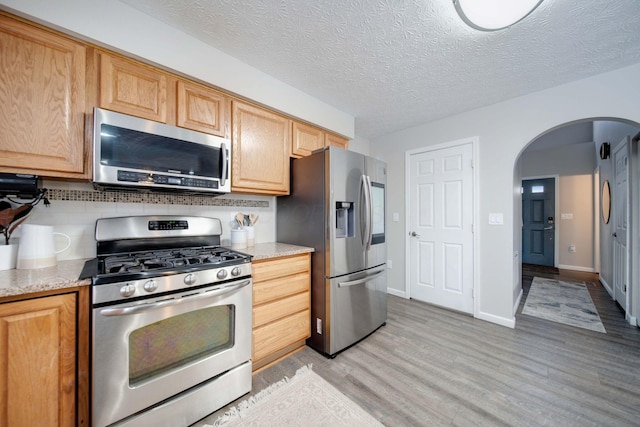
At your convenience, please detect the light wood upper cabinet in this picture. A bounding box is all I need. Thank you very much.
[99,52,230,137]
[177,80,229,137]
[0,14,88,178]
[291,121,350,158]
[326,132,349,150]
[0,293,77,427]
[232,100,291,195]
[99,52,171,123]
[291,121,325,158]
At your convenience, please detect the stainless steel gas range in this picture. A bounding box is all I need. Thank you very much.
[85,216,252,427]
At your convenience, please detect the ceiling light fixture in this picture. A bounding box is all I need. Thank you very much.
[453,0,544,31]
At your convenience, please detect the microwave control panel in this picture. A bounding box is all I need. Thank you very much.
[117,170,218,189]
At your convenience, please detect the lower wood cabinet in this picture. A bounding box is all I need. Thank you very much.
[252,253,311,371]
[0,288,89,427]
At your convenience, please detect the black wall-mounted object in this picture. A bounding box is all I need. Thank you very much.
[599,142,611,160]
[0,173,42,198]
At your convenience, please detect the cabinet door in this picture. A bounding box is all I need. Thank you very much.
[0,293,76,427]
[177,80,229,137]
[325,132,349,150]
[99,52,169,123]
[232,101,291,195]
[291,121,325,158]
[0,15,87,177]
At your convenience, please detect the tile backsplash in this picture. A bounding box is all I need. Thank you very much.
[7,180,276,261]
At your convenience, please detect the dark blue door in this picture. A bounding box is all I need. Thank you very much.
[522,178,555,266]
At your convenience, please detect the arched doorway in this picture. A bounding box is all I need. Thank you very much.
[514,118,640,326]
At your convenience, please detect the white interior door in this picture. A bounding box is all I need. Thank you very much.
[408,142,474,314]
[613,136,630,311]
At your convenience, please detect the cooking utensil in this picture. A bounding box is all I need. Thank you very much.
[249,213,259,226]
[235,212,245,228]
[0,205,17,229]
[7,204,33,236]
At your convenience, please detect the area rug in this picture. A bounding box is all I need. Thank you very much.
[207,365,383,427]
[522,277,606,333]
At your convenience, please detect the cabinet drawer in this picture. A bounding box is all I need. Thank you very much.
[253,292,309,328]
[253,310,310,362]
[253,272,309,305]
[253,254,309,283]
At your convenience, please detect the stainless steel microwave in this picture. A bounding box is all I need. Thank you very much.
[93,108,231,194]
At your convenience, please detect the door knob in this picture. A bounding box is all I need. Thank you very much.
[410,231,420,237]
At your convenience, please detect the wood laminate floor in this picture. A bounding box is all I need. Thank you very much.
[194,267,640,426]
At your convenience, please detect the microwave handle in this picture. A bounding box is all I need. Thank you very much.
[220,142,228,187]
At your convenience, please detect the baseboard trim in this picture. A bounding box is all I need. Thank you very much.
[600,276,614,297]
[476,311,515,329]
[513,288,523,315]
[387,288,407,298]
[558,264,595,273]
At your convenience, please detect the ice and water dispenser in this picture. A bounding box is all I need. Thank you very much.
[335,201,353,238]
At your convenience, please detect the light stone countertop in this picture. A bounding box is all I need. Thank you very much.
[234,242,314,261]
[0,242,313,300]
[0,258,91,300]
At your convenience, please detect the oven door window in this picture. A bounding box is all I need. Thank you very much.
[128,304,234,386]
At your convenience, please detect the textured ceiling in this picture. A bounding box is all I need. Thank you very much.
[119,0,640,139]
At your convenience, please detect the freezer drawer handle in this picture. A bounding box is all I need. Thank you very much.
[98,279,251,316]
[338,270,385,288]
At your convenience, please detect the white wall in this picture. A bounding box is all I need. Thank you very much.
[593,121,640,323]
[371,63,640,328]
[0,0,355,139]
[520,142,597,271]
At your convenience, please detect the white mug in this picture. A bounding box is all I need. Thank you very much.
[16,224,71,269]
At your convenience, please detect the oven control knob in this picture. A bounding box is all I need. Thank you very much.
[184,273,196,286]
[216,269,228,280]
[231,267,242,277]
[143,280,158,293]
[119,284,136,297]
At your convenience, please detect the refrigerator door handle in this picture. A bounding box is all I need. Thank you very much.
[338,269,385,288]
[360,174,373,251]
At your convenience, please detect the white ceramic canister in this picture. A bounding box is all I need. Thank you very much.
[16,224,71,269]
[0,244,18,271]
[245,226,255,247]
[230,228,247,249]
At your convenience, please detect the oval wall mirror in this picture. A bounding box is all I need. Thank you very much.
[602,180,611,224]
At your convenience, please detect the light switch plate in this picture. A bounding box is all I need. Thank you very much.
[489,213,504,225]
[392,212,399,222]
[561,213,573,220]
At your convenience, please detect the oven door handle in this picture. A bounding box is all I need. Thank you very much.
[98,279,251,316]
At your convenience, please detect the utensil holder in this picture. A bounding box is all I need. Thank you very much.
[245,226,255,247]
[230,228,247,249]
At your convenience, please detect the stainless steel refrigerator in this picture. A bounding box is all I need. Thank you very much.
[277,146,387,357]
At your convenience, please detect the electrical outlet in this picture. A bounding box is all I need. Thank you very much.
[569,244,576,253]
[316,318,322,335]
[387,260,392,269]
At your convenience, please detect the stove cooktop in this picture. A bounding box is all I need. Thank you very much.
[82,246,251,287]
[101,247,249,275]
